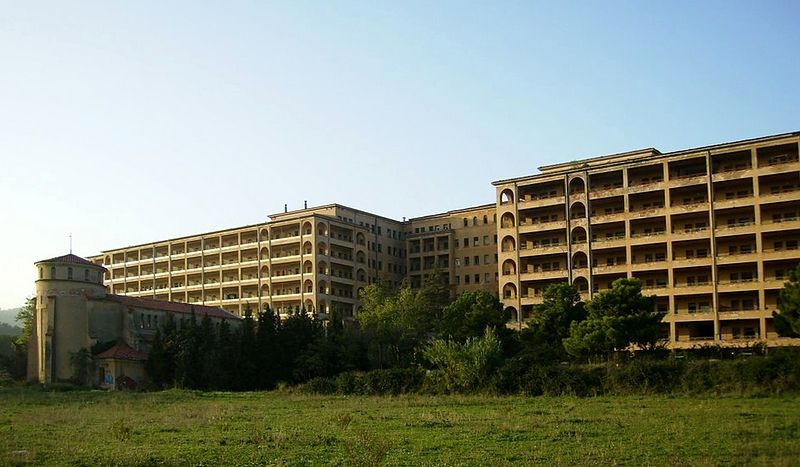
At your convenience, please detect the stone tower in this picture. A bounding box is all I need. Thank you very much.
[31,254,107,383]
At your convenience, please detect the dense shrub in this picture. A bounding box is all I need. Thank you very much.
[604,359,685,394]
[362,368,423,395]
[304,377,337,395]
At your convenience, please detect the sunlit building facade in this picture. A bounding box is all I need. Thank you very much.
[494,131,800,348]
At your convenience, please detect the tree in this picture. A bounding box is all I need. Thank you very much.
[519,283,586,362]
[563,278,663,360]
[774,263,800,337]
[255,305,280,389]
[437,291,510,343]
[6,297,35,380]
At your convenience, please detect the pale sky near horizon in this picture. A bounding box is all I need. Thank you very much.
[1,1,798,309]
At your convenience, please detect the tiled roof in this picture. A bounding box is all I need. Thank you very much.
[96,342,148,361]
[36,253,105,268]
[103,294,241,320]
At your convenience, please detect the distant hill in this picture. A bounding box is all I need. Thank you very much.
[0,308,21,327]
[0,322,21,337]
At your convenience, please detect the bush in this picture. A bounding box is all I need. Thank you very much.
[605,359,685,394]
[335,371,365,395]
[423,328,503,393]
[303,377,337,395]
[363,368,423,395]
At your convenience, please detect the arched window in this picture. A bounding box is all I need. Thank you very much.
[39,267,43,279]
[483,215,488,224]
[67,267,73,280]
[84,269,89,281]
[50,266,56,279]
[472,216,478,226]
[463,218,468,227]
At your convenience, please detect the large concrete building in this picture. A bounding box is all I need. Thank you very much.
[86,131,800,349]
[494,131,800,348]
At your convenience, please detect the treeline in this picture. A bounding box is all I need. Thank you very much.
[147,307,370,391]
[142,273,800,394]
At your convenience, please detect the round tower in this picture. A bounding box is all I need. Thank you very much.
[31,254,107,383]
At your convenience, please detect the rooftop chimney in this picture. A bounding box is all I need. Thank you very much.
[284,204,287,213]
[304,200,308,209]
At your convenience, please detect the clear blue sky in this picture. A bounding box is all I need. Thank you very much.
[1,1,798,309]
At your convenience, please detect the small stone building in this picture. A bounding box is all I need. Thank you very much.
[29,253,240,387]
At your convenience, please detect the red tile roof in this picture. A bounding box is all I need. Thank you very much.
[96,342,148,361]
[103,294,241,320]
[36,253,106,269]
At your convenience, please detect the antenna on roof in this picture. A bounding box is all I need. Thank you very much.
[69,232,73,254]
[304,200,308,209]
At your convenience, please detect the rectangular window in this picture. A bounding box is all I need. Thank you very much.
[464,275,470,284]
[464,257,470,266]
[484,255,490,264]
[474,274,480,284]
[473,237,479,247]
[474,256,479,265]
[483,235,489,245]
[463,238,469,248]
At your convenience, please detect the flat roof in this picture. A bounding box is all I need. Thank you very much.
[407,203,496,222]
[492,130,800,186]
[268,202,403,224]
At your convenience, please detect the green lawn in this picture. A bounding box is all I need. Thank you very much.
[0,388,798,466]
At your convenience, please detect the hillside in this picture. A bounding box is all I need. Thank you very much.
[0,323,21,337]
[0,308,21,327]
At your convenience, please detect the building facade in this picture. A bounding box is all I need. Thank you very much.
[86,131,800,349]
[494,131,800,348]
[406,204,499,294]
[30,254,239,386]
[88,204,408,319]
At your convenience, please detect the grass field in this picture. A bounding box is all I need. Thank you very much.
[1,388,798,466]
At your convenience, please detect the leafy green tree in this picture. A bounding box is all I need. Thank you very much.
[519,283,586,362]
[563,278,663,360]
[438,291,510,343]
[8,297,35,380]
[774,263,800,337]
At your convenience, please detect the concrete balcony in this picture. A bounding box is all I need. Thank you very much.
[519,244,568,256]
[589,186,625,199]
[270,254,301,264]
[520,269,568,281]
[518,195,565,209]
[668,174,708,188]
[712,197,755,210]
[672,283,713,295]
[716,279,759,292]
[592,264,627,275]
[671,256,712,267]
[518,220,567,233]
[760,218,800,233]
[629,232,667,246]
[591,237,627,249]
[627,181,665,195]
[757,159,800,175]
[590,212,626,224]
[762,278,787,290]
[715,252,759,265]
[761,248,800,261]
[270,273,302,283]
[715,221,756,236]
[717,308,764,319]
[712,168,756,182]
[669,227,711,241]
[270,235,301,246]
[669,202,709,215]
[628,207,667,220]
[630,260,667,272]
